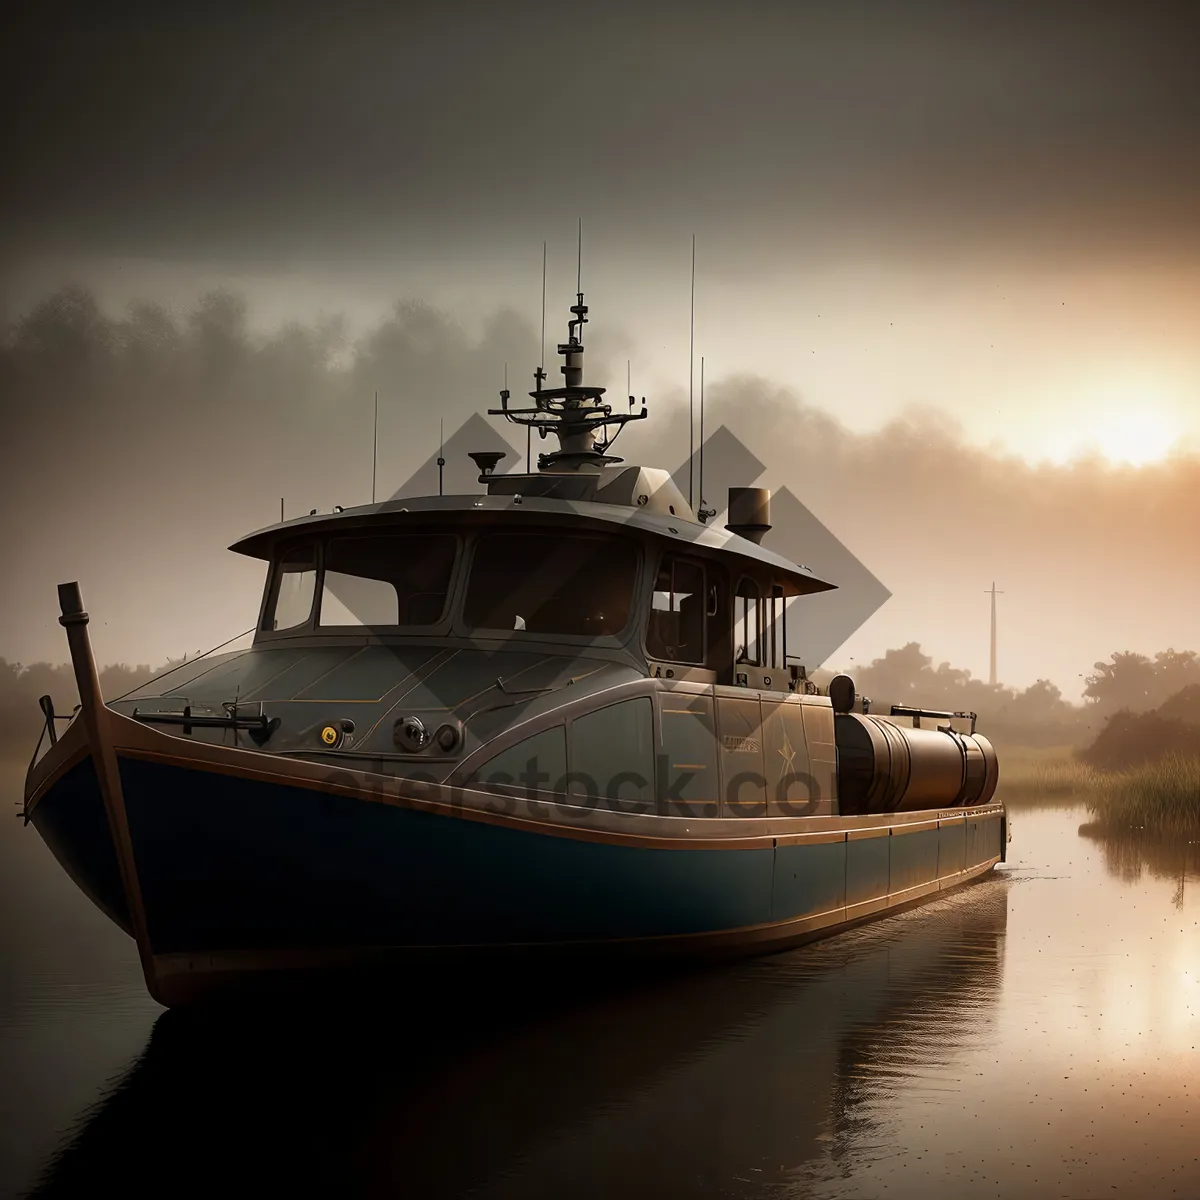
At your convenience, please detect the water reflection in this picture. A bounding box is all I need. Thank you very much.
[10,784,1200,1198]
[27,887,1009,1198]
[1078,821,1200,907]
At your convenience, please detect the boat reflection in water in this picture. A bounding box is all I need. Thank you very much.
[28,882,1008,1198]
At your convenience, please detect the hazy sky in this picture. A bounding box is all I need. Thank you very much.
[3,2,1199,695]
[5,3,1200,459]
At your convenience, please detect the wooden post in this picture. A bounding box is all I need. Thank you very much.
[58,582,161,1003]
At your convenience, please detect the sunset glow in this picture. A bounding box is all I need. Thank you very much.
[1045,403,1179,467]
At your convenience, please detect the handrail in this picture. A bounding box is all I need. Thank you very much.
[889,705,978,735]
[131,704,279,746]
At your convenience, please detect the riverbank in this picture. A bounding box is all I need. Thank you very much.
[998,744,1200,837]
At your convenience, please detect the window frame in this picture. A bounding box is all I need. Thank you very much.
[256,530,463,641]
[767,583,787,670]
[314,531,461,632]
[645,552,709,666]
[454,528,644,645]
[734,576,763,667]
[258,538,320,636]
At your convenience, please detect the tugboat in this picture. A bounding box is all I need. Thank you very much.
[22,287,1004,1008]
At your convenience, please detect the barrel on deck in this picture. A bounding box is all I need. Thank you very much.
[835,713,998,815]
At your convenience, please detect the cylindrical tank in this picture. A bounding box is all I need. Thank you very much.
[835,713,999,815]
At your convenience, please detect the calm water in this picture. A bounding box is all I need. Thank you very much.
[2,763,1198,1199]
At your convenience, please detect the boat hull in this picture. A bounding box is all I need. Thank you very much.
[26,724,1005,1007]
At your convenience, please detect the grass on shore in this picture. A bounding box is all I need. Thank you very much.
[997,744,1200,837]
[1083,753,1200,839]
[995,745,1104,804]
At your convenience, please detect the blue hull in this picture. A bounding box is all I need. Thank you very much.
[30,750,1004,1001]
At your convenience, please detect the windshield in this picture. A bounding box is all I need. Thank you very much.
[317,533,458,627]
[462,532,639,637]
[264,543,318,631]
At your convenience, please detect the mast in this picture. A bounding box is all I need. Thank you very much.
[488,279,647,472]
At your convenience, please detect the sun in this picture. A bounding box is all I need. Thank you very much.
[1045,405,1178,467]
[1087,409,1176,466]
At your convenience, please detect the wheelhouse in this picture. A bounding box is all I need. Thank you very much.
[249,514,829,689]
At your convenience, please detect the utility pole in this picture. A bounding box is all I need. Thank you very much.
[986,582,1005,686]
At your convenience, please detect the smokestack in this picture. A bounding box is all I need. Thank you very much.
[725,487,771,544]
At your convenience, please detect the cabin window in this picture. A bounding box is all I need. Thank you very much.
[765,584,787,669]
[647,557,706,664]
[317,534,457,628]
[734,578,762,666]
[463,533,638,637]
[266,544,317,631]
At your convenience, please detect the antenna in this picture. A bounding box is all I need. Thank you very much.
[533,240,547,472]
[371,389,379,504]
[576,217,582,296]
[688,234,696,509]
[438,417,445,497]
[699,356,707,520]
[696,361,715,522]
[280,497,284,523]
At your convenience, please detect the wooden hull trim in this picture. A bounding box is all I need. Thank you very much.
[26,710,1005,852]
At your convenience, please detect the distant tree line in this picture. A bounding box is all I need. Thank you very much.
[821,643,1200,759]
[829,643,1200,722]
[1077,684,1200,771]
[1,657,178,759]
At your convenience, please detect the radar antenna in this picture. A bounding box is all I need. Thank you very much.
[488,238,647,471]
